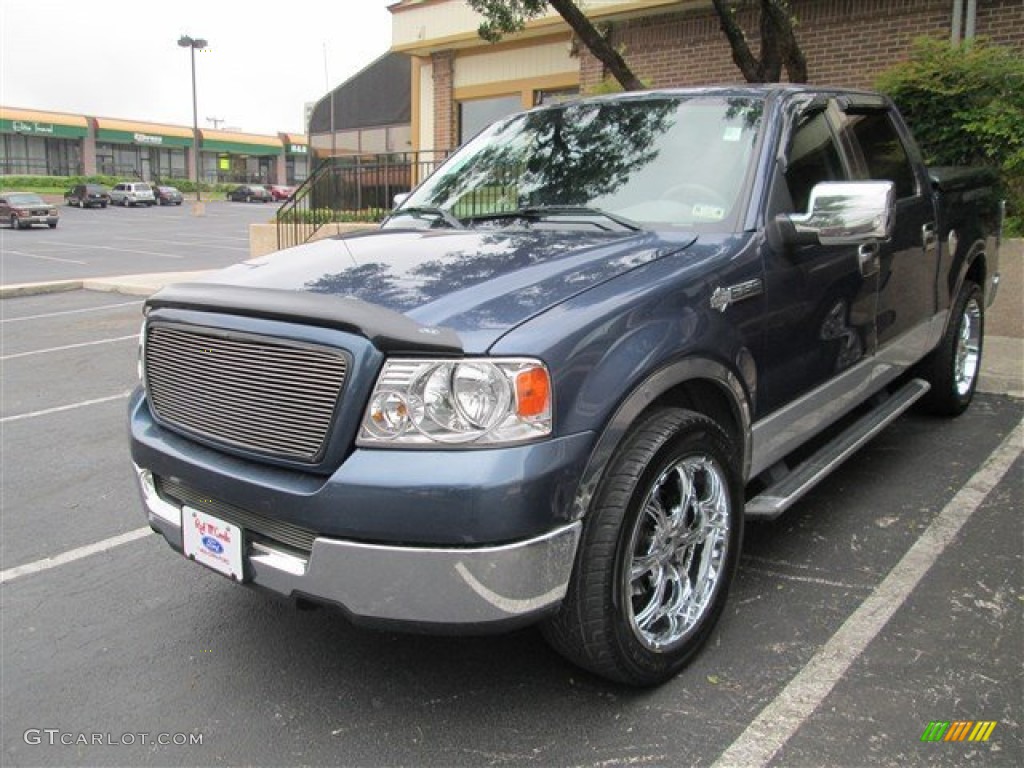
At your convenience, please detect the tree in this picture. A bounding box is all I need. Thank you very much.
[711,0,807,83]
[466,0,807,90]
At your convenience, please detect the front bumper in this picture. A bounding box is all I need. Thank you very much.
[136,464,581,630]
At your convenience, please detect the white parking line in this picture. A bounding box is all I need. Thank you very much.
[0,391,132,423]
[32,240,184,259]
[1,300,142,323]
[713,418,1024,768]
[0,527,152,585]
[111,236,247,251]
[1,334,136,361]
[0,248,87,265]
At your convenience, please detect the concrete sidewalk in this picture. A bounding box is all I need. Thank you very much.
[1,265,1021,398]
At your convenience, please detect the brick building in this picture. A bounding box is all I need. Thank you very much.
[389,0,1024,155]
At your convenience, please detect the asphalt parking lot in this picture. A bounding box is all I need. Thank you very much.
[1,213,1021,767]
[0,200,274,286]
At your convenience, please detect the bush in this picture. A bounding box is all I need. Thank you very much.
[277,207,388,224]
[875,37,1024,235]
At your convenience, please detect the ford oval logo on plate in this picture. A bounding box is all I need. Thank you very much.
[202,536,224,555]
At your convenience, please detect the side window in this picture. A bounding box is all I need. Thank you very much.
[837,110,917,199]
[781,110,847,214]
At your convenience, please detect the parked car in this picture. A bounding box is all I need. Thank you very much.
[152,185,184,206]
[65,183,110,208]
[2,192,59,229]
[227,184,272,203]
[130,86,1002,686]
[110,182,156,207]
[264,184,294,201]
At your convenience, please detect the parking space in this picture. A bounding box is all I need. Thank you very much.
[0,202,272,286]
[1,274,1020,765]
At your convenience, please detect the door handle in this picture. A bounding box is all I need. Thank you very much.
[922,223,938,251]
[858,242,880,277]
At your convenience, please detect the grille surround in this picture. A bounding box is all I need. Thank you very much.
[144,322,350,464]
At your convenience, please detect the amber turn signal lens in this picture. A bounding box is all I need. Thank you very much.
[515,367,550,418]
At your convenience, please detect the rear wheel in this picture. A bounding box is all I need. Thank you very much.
[917,279,984,416]
[48,221,57,229]
[542,408,743,686]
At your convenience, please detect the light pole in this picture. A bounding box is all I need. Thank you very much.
[178,34,207,201]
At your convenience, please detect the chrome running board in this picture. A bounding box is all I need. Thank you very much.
[745,378,931,520]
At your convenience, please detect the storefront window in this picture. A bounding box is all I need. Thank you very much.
[458,95,522,144]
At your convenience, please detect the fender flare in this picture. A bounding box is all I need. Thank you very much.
[570,356,752,520]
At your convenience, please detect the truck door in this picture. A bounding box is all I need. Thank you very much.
[755,100,879,417]
[833,105,938,364]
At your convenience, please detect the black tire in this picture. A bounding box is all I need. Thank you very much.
[78,199,85,209]
[10,215,21,230]
[542,408,743,686]
[101,203,108,209]
[48,222,57,229]
[917,279,984,417]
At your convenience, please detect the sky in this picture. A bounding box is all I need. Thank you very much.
[0,0,397,136]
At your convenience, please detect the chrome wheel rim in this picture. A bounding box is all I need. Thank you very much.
[625,455,731,651]
[954,297,982,397]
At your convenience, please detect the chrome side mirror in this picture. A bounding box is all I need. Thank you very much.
[770,180,895,248]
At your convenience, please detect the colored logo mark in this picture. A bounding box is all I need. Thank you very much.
[921,721,997,742]
[201,536,224,555]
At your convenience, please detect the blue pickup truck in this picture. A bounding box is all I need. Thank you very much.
[130,85,1002,686]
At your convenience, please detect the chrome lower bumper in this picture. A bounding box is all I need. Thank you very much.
[136,466,581,628]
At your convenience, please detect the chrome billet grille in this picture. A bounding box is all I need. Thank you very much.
[156,476,317,554]
[145,323,348,463]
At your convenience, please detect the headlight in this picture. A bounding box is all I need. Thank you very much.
[358,358,552,446]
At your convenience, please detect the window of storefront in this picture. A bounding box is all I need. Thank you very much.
[534,88,579,106]
[1,134,80,175]
[458,95,522,144]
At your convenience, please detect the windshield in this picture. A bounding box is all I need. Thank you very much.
[398,95,763,231]
[7,193,45,206]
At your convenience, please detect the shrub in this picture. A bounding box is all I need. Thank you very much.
[875,37,1024,235]
[277,207,388,224]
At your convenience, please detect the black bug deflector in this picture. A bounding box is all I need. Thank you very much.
[146,282,464,355]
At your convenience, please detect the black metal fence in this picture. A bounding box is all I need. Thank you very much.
[276,151,447,251]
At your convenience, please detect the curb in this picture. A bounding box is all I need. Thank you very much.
[0,280,82,299]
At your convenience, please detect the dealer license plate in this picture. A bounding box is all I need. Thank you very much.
[182,507,244,581]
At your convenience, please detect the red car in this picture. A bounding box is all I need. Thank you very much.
[264,184,294,201]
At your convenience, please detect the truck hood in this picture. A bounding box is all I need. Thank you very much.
[198,227,697,352]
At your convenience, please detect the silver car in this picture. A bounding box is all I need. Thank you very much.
[110,182,156,207]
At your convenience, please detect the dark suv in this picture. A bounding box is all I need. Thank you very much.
[64,184,110,209]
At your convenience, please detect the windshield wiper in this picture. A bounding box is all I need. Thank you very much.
[464,205,644,232]
[389,205,465,229]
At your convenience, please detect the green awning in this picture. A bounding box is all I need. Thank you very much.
[202,139,282,156]
[1,118,87,139]
[96,128,193,148]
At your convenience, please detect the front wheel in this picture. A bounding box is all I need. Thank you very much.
[542,408,743,686]
[10,215,21,229]
[917,279,984,416]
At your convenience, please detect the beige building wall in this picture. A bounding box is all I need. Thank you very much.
[453,39,576,90]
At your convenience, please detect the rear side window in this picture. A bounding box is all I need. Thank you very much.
[837,110,917,199]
